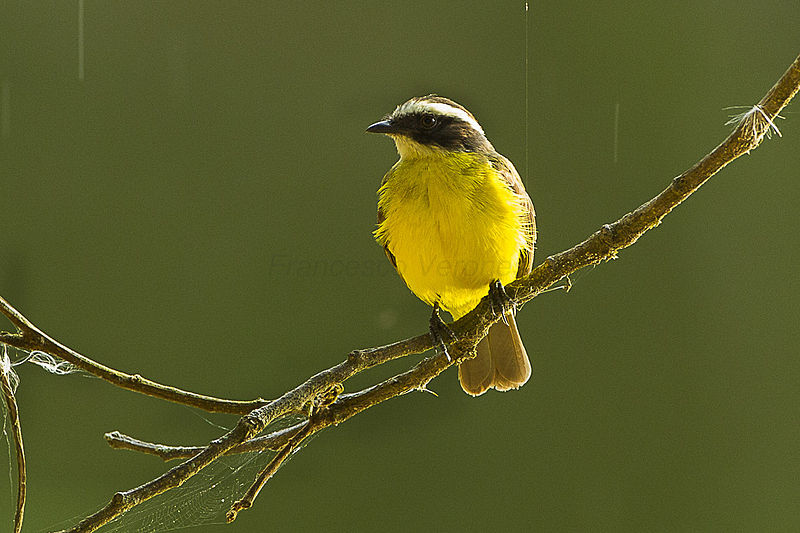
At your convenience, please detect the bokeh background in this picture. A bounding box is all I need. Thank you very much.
[1,1,799,531]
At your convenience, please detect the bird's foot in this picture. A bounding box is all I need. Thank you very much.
[429,303,456,361]
[489,280,516,326]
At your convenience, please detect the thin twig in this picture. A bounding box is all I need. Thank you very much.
[224,382,343,517]
[1,350,26,533]
[226,419,315,522]
[104,422,306,461]
[31,53,800,531]
[0,297,271,414]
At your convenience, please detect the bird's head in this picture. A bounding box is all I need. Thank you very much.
[366,95,493,159]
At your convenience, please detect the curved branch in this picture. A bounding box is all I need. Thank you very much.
[507,53,800,307]
[49,52,800,530]
[1,352,26,533]
[0,297,270,414]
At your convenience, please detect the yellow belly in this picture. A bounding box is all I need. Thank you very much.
[376,152,527,319]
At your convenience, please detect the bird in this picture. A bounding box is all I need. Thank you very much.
[366,95,536,396]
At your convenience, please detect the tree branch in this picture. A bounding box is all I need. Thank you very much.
[1,350,26,533]
[506,53,800,308]
[0,297,270,414]
[226,417,316,522]
[103,422,305,461]
[6,52,797,531]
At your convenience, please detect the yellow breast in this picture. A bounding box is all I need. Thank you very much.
[375,151,527,318]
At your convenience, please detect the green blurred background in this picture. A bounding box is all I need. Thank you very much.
[1,1,799,531]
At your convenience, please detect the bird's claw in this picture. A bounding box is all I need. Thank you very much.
[429,303,456,361]
[489,280,516,326]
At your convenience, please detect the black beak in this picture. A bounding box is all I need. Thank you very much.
[366,120,397,134]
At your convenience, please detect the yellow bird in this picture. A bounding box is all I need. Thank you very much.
[367,95,536,396]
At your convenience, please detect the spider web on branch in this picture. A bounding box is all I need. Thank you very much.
[65,414,317,532]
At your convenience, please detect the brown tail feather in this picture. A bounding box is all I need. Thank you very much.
[458,313,531,396]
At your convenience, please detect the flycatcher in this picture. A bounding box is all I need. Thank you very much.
[367,95,536,396]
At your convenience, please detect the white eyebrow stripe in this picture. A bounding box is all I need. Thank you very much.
[397,100,485,135]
